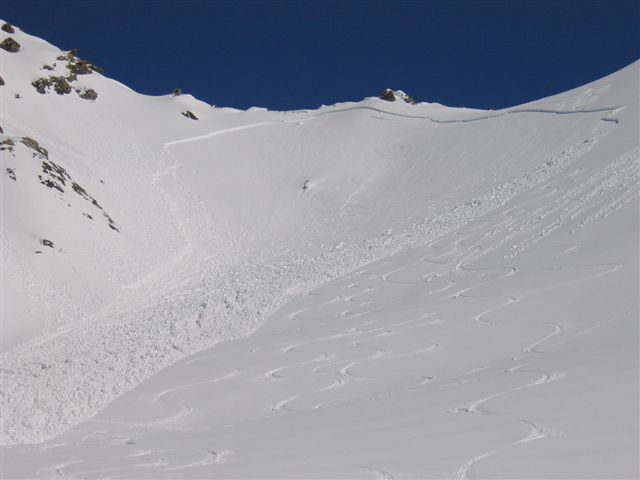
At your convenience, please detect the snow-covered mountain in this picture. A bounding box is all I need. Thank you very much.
[1,22,638,478]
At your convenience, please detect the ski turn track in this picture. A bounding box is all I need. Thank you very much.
[1,100,637,480]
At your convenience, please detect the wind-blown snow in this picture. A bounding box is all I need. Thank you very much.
[0,22,638,478]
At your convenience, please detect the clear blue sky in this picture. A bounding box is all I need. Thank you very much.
[5,0,640,110]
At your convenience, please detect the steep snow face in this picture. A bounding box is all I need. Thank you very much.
[0,21,638,476]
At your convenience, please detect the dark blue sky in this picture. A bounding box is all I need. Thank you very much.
[5,0,640,110]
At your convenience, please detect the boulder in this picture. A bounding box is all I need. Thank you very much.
[0,37,21,52]
[172,87,182,96]
[182,111,198,120]
[77,88,98,100]
[1,23,15,34]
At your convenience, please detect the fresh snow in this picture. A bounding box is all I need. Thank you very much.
[0,22,638,479]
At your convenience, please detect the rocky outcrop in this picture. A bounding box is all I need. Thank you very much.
[1,138,15,153]
[172,88,182,96]
[21,137,49,158]
[76,88,98,100]
[1,22,15,33]
[16,135,120,231]
[0,37,21,52]
[380,89,396,102]
[31,50,102,98]
[31,76,72,95]
[53,76,72,94]
[182,110,198,120]
[379,88,417,105]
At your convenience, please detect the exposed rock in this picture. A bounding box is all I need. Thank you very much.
[76,88,98,100]
[52,76,72,95]
[41,239,54,248]
[172,88,182,96]
[21,137,48,158]
[39,158,70,193]
[380,89,396,102]
[42,64,55,71]
[182,110,198,120]
[6,168,16,181]
[1,138,15,153]
[0,37,21,52]
[379,88,417,104]
[68,59,94,75]
[32,76,72,95]
[67,51,104,75]
[1,22,15,34]
[403,93,418,105]
[0,74,4,86]
[32,78,51,94]
[104,212,120,232]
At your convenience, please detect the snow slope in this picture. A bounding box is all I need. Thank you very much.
[1,22,638,478]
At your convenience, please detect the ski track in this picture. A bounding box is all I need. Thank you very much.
[1,93,637,480]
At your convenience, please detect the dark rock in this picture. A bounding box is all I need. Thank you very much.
[1,23,15,34]
[21,137,48,158]
[42,159,70,185]
[41,239,55,248]
[0,75,4,86]
[403,93,417,105]
[39,177,64,193]
[42,64,54,71]
[182,110,198,120]
[6,168,16,181]
[52,76,72,94]
[1,139,15,151]
[0,37,21,52]
[68,59,93,75]
[72,182,91,200]
[32,78,51,94]
[379,88,417,104]
[77,88,98,100]
[39,157,70,193]
[172,88,182,96]
[380,89,396,102]
[33,76,73,95]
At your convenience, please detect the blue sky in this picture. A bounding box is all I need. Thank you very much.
[5,0,640,110]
